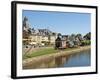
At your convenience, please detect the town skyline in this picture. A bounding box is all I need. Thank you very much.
[22,10,91,35]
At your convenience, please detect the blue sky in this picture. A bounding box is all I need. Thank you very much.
[22,10,91,35]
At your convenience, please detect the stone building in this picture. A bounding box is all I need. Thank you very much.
[55,34,67,49]
[22,16,58,46]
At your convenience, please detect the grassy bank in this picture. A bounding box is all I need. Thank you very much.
[23,46,91,68]
[23,47,82,59]
[23,48,59,59]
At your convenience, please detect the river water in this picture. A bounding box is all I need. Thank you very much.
[23,49,91,69]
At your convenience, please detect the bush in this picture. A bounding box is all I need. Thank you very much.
[81,40,91,46]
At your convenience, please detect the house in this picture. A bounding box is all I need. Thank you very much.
[23,17,58,46]
[55,35,67,49]
[62,35,69,48]
[50,33,57,45]
[50,35,56,45]
[28,28,58,46]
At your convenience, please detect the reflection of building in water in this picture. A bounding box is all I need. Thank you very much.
[54,56,70,67]
[23,50,90,69]
[23,55,71,69]
[55,57,65,67]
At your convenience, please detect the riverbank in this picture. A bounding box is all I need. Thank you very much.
[23,46,90,68]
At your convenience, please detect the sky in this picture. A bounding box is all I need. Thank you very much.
[22,10,91,35]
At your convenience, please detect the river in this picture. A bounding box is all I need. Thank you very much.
[23,49,91,69]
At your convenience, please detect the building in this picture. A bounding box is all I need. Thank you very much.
[27,29,58,46]
[55,35,67,49]
[22,16,58,46]
[50,33,57,45]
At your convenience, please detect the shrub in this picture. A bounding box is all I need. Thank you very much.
[81,40,91,46]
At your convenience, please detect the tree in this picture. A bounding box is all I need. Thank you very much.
[57,33,62,37]
[28,28,32,35]
[76,34,83,41]
[52,32,56,36]
[69,34,76,41]
[84,32,91,40]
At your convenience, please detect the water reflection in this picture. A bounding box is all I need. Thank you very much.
[23,50,91,69]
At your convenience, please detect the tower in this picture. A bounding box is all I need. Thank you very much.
[23,16,29,31]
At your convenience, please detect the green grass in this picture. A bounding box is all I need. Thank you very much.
[23,47,79,60]
[23,48,59,59]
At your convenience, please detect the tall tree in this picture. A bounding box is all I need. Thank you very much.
[69,34,76,41]
[76,34,83,41]
[84,32,91,40]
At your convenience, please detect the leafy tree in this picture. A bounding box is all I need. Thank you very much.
[84,32,91,40]
[57,33,62,37]
[28,28,32,35]
[76,34,83,41]
[69,34,76,41]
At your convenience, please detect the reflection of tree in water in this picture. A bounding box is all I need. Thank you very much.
[53,55,70,67]
[23,55,72,69]
[54,57,63,67]
[65,55,70,64]
[42,58,56,68]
